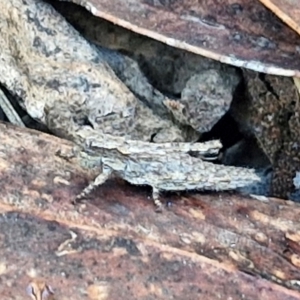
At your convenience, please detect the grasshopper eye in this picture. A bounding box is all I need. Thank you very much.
[25,281,54,300]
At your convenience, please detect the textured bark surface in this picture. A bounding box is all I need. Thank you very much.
[258,0,300,35]
[1,122,300,299]
[65,0,300,76]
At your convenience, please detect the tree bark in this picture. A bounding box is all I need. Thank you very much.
[0,121,300,299]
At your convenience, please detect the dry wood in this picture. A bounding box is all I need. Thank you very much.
[1,122,300,299]
[258,0,300,36]
[67,0,300,76]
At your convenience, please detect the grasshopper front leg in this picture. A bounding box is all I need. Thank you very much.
[75,165,113,202]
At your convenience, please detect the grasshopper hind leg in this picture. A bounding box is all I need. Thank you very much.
[152,187,164,212]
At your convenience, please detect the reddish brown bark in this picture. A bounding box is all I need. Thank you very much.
[67,0,300,76]
[259,0,300,36]
[1,121,300,299]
